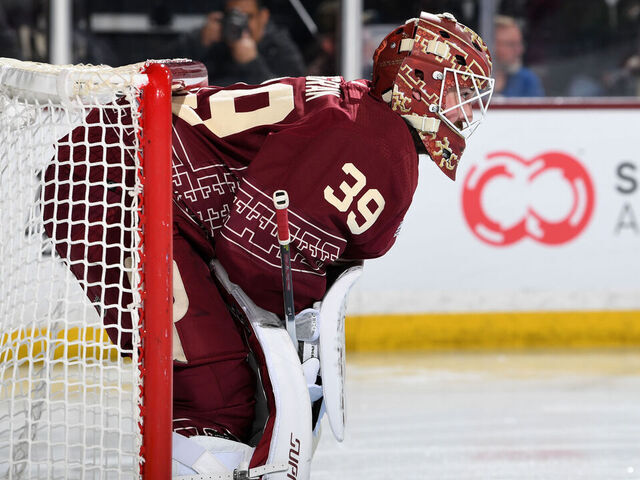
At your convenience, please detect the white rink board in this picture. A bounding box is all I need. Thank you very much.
[348,108,640,314]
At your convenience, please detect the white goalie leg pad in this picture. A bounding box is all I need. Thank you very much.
[317,264,363,442]
[172,433,254,476]
[211,260,314,480]
[172,433,287,480]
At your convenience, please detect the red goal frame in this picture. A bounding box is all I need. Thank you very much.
[139,62,174,480]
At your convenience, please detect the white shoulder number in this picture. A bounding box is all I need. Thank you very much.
[324,163,385,235]
[172,83,295,137]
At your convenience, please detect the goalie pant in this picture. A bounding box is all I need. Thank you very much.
[43,171,257,441]
[42,75,420,443]
[44,171,315,478]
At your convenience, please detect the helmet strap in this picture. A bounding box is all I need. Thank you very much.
[402,114,440,134]
[425,40,451,59]
[399,39,415,52]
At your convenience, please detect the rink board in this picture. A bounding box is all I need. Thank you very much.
[346,104,640,350]
[345,310,640,351]
[5,106,639,355]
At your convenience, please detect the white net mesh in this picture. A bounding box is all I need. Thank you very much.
[0,59,149,479]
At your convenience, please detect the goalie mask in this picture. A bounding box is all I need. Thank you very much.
[372,12,494,180]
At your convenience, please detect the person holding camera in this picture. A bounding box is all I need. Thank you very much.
[174,0,305,86]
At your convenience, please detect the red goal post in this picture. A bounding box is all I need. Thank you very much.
[0,58,200,479]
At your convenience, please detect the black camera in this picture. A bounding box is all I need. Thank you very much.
[222,9,250,43]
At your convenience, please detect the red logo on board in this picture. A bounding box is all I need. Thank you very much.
[462,151,595,246]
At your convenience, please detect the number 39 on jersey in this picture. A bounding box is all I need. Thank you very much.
[324,163,385,235]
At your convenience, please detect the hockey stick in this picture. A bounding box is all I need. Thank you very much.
[273,190,297,346]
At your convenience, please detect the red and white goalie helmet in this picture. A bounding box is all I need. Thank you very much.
[372,12,494,180]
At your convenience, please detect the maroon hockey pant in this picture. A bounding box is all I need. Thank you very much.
[43,179,256,441]
[41,114,256,442]
[171,211,256,441]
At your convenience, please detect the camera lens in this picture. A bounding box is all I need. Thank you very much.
[223,9,250,43]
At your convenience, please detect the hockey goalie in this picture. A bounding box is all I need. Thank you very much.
[42,11,493,479]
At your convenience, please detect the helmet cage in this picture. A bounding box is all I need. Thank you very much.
[371,11,494,181]
[438,67,494,139]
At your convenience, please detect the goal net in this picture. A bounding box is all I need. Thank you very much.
[0,58,174,479]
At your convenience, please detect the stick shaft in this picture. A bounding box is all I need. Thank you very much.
[273,190,297,344]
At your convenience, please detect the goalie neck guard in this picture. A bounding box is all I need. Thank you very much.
[372,11,494,180]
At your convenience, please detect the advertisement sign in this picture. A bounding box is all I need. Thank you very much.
[349,108,640,314]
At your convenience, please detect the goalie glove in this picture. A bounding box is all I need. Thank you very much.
[294,306,320,343]
[301,356,322,403]
[296,304,322,404]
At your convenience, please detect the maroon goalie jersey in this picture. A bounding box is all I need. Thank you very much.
[171,76,419,314]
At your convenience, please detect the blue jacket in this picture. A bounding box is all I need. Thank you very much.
[501,67,545,97]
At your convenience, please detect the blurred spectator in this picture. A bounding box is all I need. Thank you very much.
[599,50,640,97]
[0,4,23,58]
[305,1,381,79]
[621,52,640,96]
[566,73,605,97]
[2,0,49,62]
[305,1,339,76]
[172,0,305,86]
[493,15,544,97]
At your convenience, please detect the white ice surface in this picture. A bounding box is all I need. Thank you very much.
[311,350,640,480]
